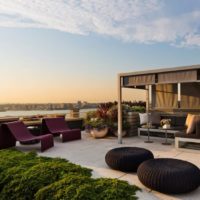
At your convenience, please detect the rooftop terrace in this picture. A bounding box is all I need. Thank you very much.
[15,132,200,200]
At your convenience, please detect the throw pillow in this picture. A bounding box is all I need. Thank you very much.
[186,114,196,134]
[139,113,148,125]
[185,113,193,128]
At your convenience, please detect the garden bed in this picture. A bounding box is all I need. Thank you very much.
[0,149,139,200]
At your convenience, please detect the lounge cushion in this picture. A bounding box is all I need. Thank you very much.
[137,158,200,194]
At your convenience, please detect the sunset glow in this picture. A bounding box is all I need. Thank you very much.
[0,0,200,103]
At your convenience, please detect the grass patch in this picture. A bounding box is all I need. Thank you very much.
[0,149,140,200]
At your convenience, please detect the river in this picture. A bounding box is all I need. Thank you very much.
[0,109,96,118]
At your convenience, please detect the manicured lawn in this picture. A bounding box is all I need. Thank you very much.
[0,149,140,200]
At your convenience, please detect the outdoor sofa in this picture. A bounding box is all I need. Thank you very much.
[138,112,187,138]
[139,112,187,129]
[175,117,200,150]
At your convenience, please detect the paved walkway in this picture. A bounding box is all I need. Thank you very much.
[16,132,200,200]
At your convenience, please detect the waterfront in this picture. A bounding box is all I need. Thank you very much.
[0,109,95,118]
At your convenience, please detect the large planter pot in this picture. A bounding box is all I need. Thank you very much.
[124,111,140,136]
[90,127,108,138]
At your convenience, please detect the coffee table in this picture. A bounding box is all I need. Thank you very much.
[142,125,156,143]
[138,127,180,145]
[158,127,175,145]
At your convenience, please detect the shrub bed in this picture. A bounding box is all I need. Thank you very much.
[0,149,139,200]
[35,176,139,200]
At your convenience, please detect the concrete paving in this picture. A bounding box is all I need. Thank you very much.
[16,132,200,200]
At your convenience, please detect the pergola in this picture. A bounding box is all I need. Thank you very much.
[118,65,200,144]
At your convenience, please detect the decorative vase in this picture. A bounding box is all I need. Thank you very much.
[162,124,170,129]
[90,127,108,138]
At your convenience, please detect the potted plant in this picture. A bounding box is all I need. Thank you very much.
[84,111,97,133]
[85,118,108,138]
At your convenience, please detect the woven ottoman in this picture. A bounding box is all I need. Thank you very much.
[105,147,154,172]
[137,158,200,194]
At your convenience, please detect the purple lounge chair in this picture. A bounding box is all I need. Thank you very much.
[42,118,81,142]
[2,121,54,152]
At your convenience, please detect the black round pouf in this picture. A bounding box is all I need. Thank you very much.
[105,147,154,172]
[137,158,200,194]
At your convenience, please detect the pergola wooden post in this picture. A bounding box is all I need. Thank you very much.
[146,85,151,124]
[178,82,181,108]
[118,75,122,144]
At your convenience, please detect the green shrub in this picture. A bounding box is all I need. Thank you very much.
[0,149,139,200]
[0,149,56,193]
[35,176,139,200]
[85,111,97,121]
[1,161,91,200]
[94,178,140,200]
[130,106,146,113]
[35,175,96,200]
[0,149,35,172]
[0,155,58,192]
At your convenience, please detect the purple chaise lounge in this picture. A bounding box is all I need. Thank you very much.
[42,118,81,142]
[2,121,54,152]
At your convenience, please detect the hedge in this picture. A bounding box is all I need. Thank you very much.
[0,149,139,200]
[35,176,139,200]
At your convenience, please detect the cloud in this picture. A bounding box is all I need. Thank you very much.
[0,0,200,47]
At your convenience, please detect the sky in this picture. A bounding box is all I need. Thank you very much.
[0,0,200,103]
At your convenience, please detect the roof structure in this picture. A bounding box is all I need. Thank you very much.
[119,64,200,77]
[120,65,200,88]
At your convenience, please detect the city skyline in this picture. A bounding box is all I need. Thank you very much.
[0,1,200,103]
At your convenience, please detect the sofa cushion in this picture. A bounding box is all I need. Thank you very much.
[139,113,148,125]
[186,114,196,134]
[196,121,200,137]
[150,112,161,125]
[185,114,193,128]
[175,116,187,127]
[195,116,200,137]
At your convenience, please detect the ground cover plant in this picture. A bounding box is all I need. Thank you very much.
[0,149,140,200]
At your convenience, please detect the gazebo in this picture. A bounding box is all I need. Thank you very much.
[118,65,200,144]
